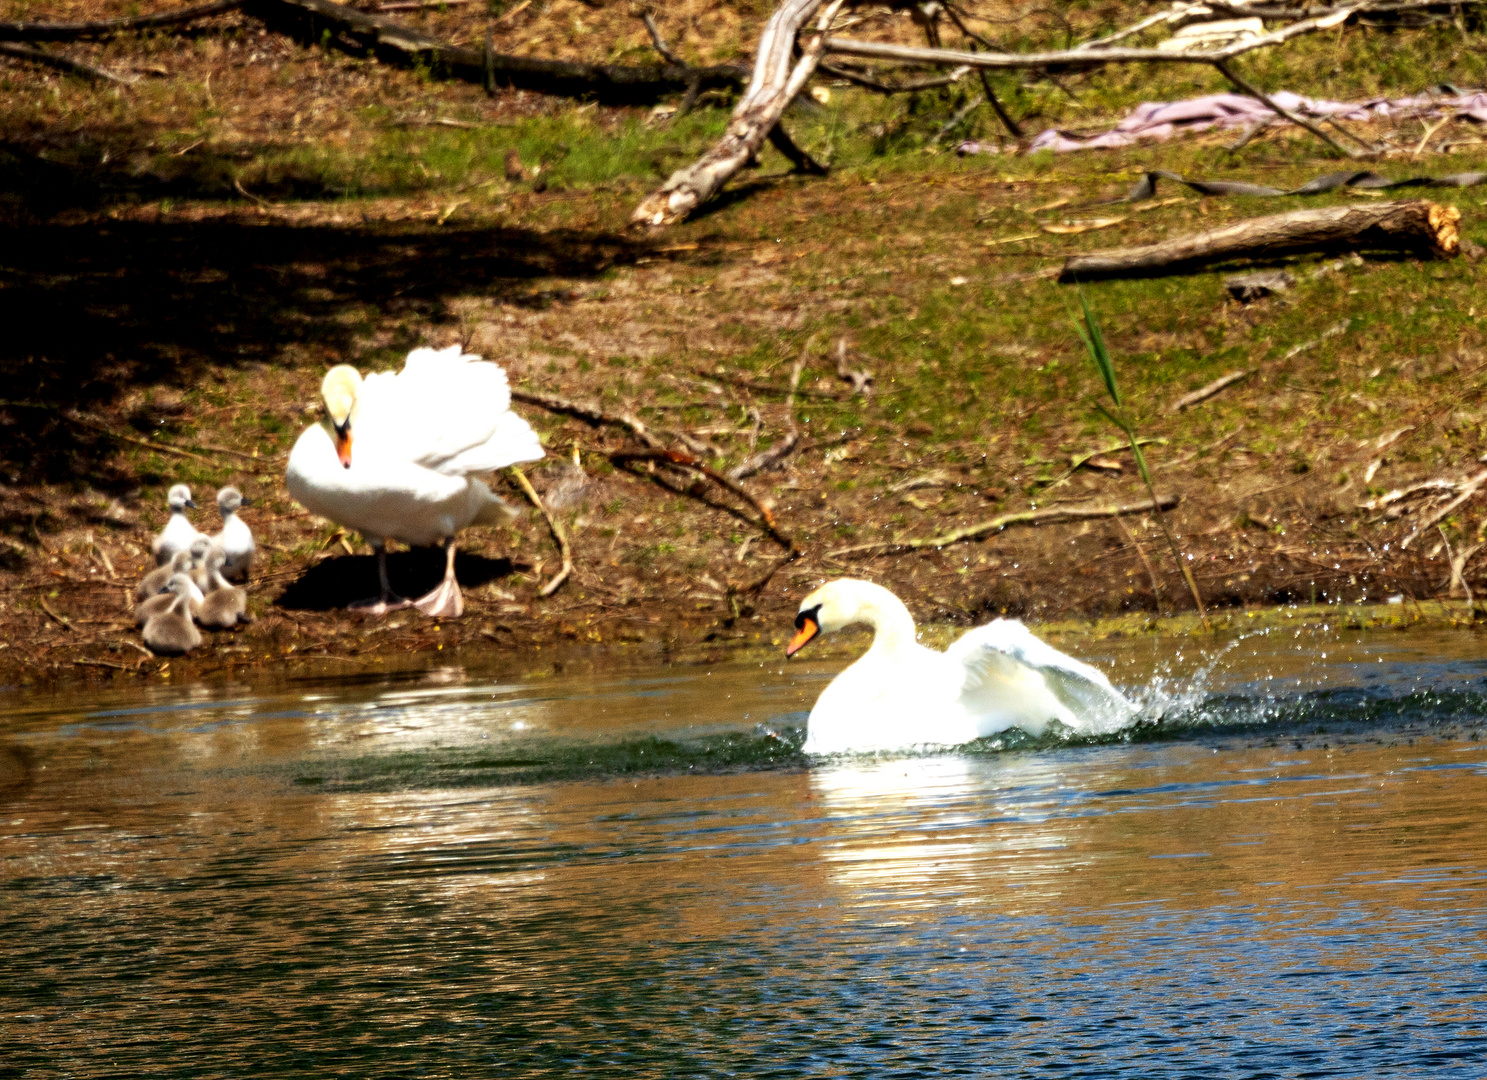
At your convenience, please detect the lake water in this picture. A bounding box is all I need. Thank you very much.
[2,621,1486,1077]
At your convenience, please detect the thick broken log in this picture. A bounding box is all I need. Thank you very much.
[247,0,747,104]
[1059,200,1460,282]
[632,0,843,228]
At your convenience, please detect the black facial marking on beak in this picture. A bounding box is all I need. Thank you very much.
[786,604,823,658]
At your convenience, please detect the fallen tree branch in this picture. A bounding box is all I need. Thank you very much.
[251,0,747,104]
[0,42,136,83]
[509,465,572,597]
[1045,436,1167,489]
[1169,370,1254,412]
[828,494,1181,559]
[0,399,237,465]
[817,60,971,94]
[1058,199,1460,281]
[611,448,799,553]
[632,0,1443,224]
[1212,57,1361,159]
[510,387,662,448]
[1400,469,1487,548]
[640,10,683,66]
[728,355,804,480]
[0,0,243,41]
[696,367,842,400]
[632,0,844,227]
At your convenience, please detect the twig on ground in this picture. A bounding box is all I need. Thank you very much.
[0,0,242,40]
[233,177,267,206]
[729,354,805,480]
[511,387,662,447]
[38,596,73,631]
[1169,370,1254,413]
[828,495,1180,559]
[641,11,683,65]
[1114,512,1165,610]
[0,399,231,466]
[1046,437,1166,489]
[696,367,842,400]
[372,0,476,10]
[1400,469,1487,548]
[612,448,799,553]
[0,42,136,83]
[71,658,140,672]
[509,466,572,597]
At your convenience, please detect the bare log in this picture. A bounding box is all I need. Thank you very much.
[0,0,244,41]
[248,0,747,104]
[632,0,844,228]
[1059,200,1460,282]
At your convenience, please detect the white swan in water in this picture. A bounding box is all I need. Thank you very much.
[284,346,543,617]
[786,579,1136,754]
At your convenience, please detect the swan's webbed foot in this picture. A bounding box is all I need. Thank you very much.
[348,595,414,616]
[347,542,414,616]
[410,577,463,619]
[410,540,463,618]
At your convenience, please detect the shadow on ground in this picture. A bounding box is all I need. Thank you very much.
[274,549,520,610]
[0,203,656,538]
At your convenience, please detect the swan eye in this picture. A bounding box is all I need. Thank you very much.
[794,605,821,631]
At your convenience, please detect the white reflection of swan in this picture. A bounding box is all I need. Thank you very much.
[809,754,1092,907]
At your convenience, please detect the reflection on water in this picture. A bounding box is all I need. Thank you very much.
[2,625,1487,1076]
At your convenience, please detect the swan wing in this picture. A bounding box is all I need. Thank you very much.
[946,619,1136,734]
[355,347,541,473]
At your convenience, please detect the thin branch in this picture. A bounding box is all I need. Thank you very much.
[0,42,136,83]
[1400,469,1487,548]
[1213,58,1362,158]
[509,466,572,597]
[828,494,1180,559]
[729,356,804,481]
[817,60,971,94]
[1168,370,1254,413]
[940,3,1024,139]
[695,367,842,400]
[822,5,1386,73]
[0,399,229,465]
[611,448,799,553]
[766,123,829,174]
[640,11,682,65]
[511,387,662,448]
[0,0,243,41]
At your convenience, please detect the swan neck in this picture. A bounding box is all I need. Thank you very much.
[860,593,917,654]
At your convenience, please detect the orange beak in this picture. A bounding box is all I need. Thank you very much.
[334,425,353,469]
[785,616,819,658]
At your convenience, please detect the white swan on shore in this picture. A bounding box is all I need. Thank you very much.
[284,346,543,617]
[786,579,1137,755]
